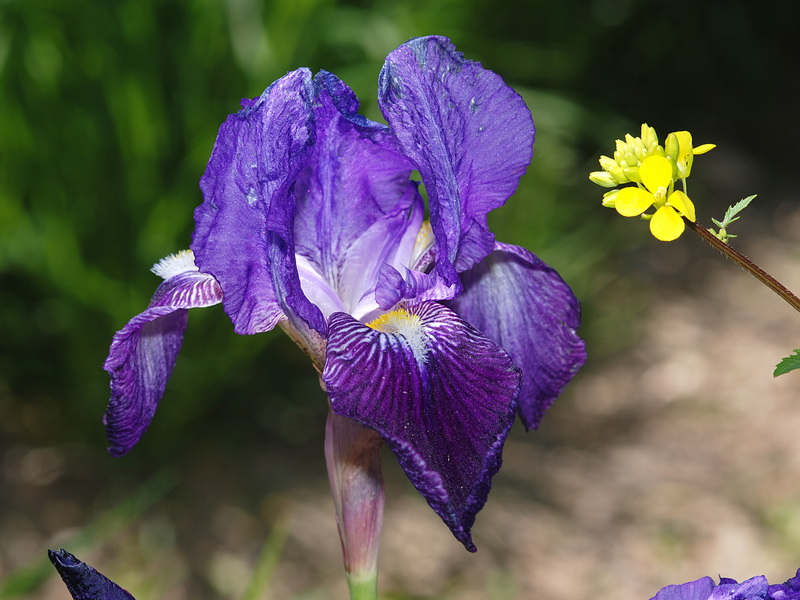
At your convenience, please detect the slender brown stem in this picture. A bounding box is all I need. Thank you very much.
[686,219,800,315]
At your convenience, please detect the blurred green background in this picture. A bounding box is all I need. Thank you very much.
[1,0,798,598]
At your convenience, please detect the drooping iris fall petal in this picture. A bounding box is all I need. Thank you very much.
[323,302,520,551]
[448,242,585,429]
[103,264,222,457]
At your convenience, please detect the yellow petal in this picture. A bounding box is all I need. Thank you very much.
[667,190,696,222]
[672,131,693,161]
[649,205,685,241]
[694,143,716,155]
[639,155,673,193]
[614,186,654,217]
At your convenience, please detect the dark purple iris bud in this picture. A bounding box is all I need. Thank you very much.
[49,549,136,600]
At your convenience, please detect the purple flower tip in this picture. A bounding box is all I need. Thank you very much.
[49,549,136,600]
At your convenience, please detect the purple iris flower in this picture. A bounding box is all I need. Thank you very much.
[49,549,135,600]
[650,570,800,600]
[103,35,585,551]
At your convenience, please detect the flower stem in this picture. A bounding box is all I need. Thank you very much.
[686,220,800,315]
[325,411,384,600]
[346,572,379,600]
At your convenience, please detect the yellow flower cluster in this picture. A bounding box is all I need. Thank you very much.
[589,124,715,241]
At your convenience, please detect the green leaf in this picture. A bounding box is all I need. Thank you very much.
[774,349,800,377]
[241,516,291,600]
[718,194,757,229]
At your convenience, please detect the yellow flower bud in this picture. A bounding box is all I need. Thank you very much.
[665,133,679,161]
[598,155,618,172]
[589,171,618,187]
[640,123,659,151]
[609,167,629,184]
[623,167,641,183]
[601,189,619,208]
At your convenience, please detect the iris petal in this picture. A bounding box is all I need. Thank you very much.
[615,186,654,217]
[194,68,323,336]
[323,302,520,551]
[378,36,535,281]
[650,205,685,241]
[103,270,222,456]
[640,155,673,193]
[651,577,715,600]
[374,262,459,312]
[294,71,422,292]
[448,242,585,429]
[769,569,800,599]
[335,192,424,320]
[712,577,769,600]
[49,549,136,600]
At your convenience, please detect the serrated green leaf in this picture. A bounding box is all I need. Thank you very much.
[719,194,757,229]
[774,349,800,377]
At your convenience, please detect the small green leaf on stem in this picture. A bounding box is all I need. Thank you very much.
[774,349,800,377]
[710,195,757,242]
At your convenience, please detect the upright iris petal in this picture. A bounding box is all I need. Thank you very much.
[193,68,322,336]
[291,71,430,324]
[378,36,535,281]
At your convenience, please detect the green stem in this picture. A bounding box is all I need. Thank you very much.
[346,572,379,600]
[686,219,800,315]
